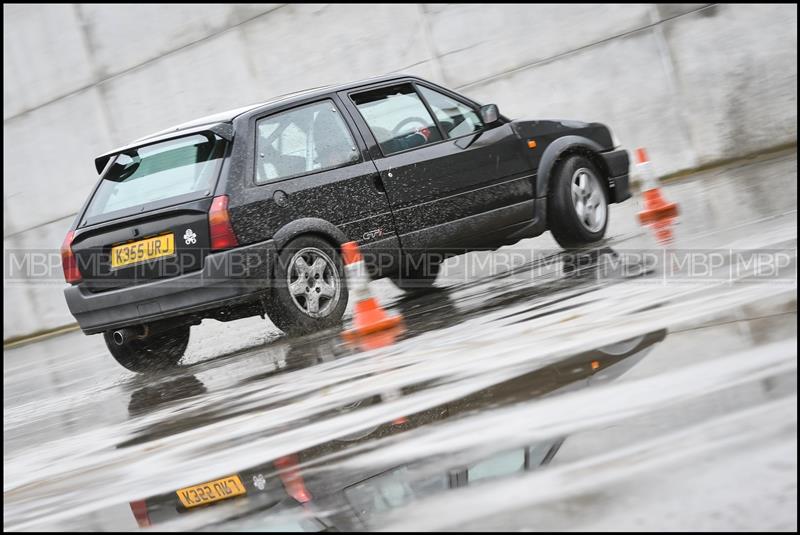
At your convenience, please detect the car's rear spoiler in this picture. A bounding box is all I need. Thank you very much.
[93,122,234,174]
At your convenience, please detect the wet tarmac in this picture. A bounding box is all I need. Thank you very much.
[3,151,797,531]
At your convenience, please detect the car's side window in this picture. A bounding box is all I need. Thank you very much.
[255,100,359,184]
[351,84,443,156]
[417,85,483,139]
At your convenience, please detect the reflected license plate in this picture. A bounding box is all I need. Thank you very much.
[176,475,247,509]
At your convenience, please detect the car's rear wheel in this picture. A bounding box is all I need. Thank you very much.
[389,257,441,293]
[266,235,349,336]
[103,326,189,373]
[548,155,609,249]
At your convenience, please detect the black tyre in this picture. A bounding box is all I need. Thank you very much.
[390,257,440,293]
[548,155,609,249]
[266,235,349,336]
[104,326,189,373]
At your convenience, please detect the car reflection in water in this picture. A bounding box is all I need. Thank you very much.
[126,318,666,530]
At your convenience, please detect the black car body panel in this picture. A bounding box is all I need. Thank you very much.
[511,122,611,195]
[72,198,214,293]
[64,74,631,335]
[600,148,632,203]
[65,240,276,334]
[358,121,536,251]
[338,80,535,253]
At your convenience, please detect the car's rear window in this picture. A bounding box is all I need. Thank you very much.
[83,133,226,224]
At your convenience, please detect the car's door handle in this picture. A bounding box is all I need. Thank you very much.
[372,173,386,193]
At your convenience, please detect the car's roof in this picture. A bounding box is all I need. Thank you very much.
[134,73,415,143]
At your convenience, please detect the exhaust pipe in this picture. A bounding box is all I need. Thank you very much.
[112,326,147,346]
[111,319,195,346]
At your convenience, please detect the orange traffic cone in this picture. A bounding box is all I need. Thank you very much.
[341,241,403,340]
[274,454,311,504]
[635,148,679,225]
[346,323,406,351]
[651,216,676,246]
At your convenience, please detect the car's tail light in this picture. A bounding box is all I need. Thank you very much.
[208,195,239,251]
[60,230,82,284]
[129,500,151,528]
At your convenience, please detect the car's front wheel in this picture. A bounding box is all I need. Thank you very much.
[266,235,349,336]
[103,326,189,373]
[548,155,609,249]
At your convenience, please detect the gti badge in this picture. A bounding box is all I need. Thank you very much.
[183,229,197,245]
[252,473,266,490]
[363,228,383,240]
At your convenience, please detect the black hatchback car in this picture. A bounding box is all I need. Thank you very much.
[61,75,630,371]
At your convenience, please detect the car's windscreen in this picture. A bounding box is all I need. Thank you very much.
[417,85,483,138]
[352,84,442,155]
[83,133,226,223]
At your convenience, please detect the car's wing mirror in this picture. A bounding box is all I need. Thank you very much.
[479,104,500,125]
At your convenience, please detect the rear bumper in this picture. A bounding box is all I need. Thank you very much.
[601,148,631,203]
[65,240,277,334]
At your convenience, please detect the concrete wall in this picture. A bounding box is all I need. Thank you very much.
[3,3,797,339]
